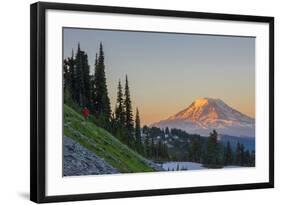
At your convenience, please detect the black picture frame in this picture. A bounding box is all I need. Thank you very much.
[30,2,274,203]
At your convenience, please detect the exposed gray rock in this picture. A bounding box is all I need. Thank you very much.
[63,136,119,176]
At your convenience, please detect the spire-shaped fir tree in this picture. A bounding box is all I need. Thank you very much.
[73,42,91,107]
[81,52,91,105]
[135,107,142,153]
[74,42,84,106]
[115,80,126,127]
[224,141,233,165]
[92,42,112,125]
[124,75,134,146]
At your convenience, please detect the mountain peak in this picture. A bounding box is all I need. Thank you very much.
[193,97,222,107]
[193,98,209,107]
[168,97,232,122]
[152,98,255,137]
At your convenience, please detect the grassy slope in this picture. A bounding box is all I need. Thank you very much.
[64,104,154,173]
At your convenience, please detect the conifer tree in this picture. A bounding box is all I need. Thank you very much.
[68,50,76,101]
[135,108,142,153]
[224,141,233,165]
[92,43,111,124]
[62,43,88,107]
[151,137,155,158]
[235,142,242,165]
[244,150,251,166]
[156,140,161,159]
[144,135,150,157]
[124,75,134,146]
[81,53,91,105]
[112,81,126,142]
[165,127,170,135]
[204,130,221,166]
[115,80,125,127]
[240,144,245,166]
[189,138,202,162]
[163,143,169,159]
[250,150,255,166]
[73,43,84,106]
[142,125,150,157]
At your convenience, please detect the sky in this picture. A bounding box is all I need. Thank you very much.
[63,28,255,125]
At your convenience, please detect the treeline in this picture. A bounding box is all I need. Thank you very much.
[188,130,255,167]
[63,43,146,156]
[142,126,170,161]
[141,126,255,167]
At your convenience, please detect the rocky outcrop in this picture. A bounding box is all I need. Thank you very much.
[63,136,119,176]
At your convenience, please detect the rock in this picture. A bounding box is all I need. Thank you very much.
[63,136,119,176]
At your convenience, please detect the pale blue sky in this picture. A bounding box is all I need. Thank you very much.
[63,28,255,125]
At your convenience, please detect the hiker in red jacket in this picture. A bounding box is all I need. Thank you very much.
[82,107,90,120]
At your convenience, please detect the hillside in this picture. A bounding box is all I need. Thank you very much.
[63,104,158,175]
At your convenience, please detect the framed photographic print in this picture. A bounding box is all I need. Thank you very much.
[30,2,274,203]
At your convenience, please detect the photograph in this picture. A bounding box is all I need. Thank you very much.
[30,2,274,202]
[63,28,256,176]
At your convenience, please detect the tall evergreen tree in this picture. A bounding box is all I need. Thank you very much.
[157,140,162,159]
[224,141,233,165]
[250,150,255,166]
[73,43,84,106]
[135,108,142,153]
[124,75,134,146]
[163,143,169,159]
[64,43,90,107]
[142,125,149,135]
[143,125,150,157]
[235,142,242,165]
[151,137,155,158]
[240,144,245,165]
[244,150,251,166]
[189,138,202,162]
[92,43,111,124]
[204,130,222,166]
[144,135,150,157]
[81,53,91,105]
[165,127,170,135]
[115,80,126,127]
[68,50,76,100]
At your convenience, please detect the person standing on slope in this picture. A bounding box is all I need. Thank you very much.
[82,107,90,120]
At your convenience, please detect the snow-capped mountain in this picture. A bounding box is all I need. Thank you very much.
[151,98,255,137]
